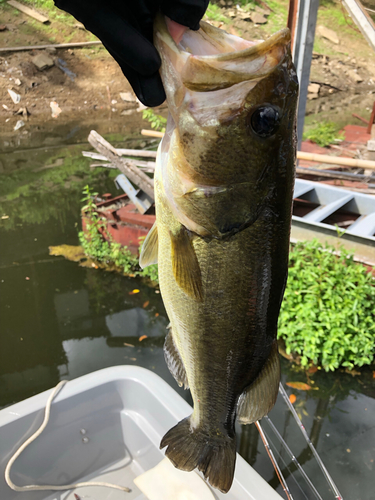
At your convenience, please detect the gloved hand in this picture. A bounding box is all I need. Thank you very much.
[54,0,209,106]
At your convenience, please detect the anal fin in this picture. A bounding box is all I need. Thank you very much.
[164,329,189,390]
[237,341,280,424]
[139,222,158,268]
[170,226,203,302]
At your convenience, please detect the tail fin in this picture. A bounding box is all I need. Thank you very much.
[160,417,236,493]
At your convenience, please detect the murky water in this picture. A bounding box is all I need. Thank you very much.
[0,116,374,500]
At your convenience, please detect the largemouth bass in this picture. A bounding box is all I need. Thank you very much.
[140,16,298,493]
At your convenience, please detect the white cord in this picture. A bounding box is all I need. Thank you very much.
[5,380,131,493]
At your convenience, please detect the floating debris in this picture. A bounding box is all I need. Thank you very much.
[49,245,88,262]
[50,101,62,118]
[55,58,77,81]
[316,25,339,44]
[8,89,20,104]
[286,382,312,391]
[120,91,136,102]
[15,107,30,119]
[31,53,54,71]
[14,120,25,131]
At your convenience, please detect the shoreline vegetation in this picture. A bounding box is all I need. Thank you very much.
[51,185,375,374]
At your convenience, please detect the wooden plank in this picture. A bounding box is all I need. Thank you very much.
[7,0,49,23]
[90,163,155,173]
[117,148,157,158]
[298,151,375,170]
[82,149,157,160]
[296,166,373,183]
[88,131,154,200]
[0,41,102,54]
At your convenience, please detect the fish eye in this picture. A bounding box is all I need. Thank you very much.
[249,105,280,138]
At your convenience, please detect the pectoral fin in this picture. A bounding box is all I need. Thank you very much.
[139,222,158,268]
[237,341,280,424]
[170,226,203,302]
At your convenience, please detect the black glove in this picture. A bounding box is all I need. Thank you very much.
[54,0,209,107]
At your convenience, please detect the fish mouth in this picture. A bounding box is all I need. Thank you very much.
[154,15,291,94]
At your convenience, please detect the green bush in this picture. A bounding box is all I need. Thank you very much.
[278,240,375,371]
[79,185,158,282]
[303,121,344,147]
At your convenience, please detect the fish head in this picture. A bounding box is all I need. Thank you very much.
[154,16,298,237]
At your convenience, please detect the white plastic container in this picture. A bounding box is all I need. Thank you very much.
[0,366,282,500]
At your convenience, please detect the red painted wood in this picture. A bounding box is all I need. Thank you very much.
[82,198,156,255]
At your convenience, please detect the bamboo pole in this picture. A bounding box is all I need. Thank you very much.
[297,151,375,170]
[140,129,375,171]
[0,41,102,54]
[141,129,164,138]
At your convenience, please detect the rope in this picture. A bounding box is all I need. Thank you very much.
[5,380,131,493]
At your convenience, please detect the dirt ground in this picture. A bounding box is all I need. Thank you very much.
[1,0,375,136]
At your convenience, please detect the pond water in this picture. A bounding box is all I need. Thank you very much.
[0,115,374,500]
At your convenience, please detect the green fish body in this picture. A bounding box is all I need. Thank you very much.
[140,17,298,493]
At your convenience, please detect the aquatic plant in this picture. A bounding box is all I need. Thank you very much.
[278,239,375,372]
[142,109,167,133]
[78,185,158,282]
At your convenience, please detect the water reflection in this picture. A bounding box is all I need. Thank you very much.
[0,253,188,407]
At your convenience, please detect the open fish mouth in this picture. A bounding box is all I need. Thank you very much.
[154,16,291,125]
[154,16,290,92]
[152,16,297,240]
